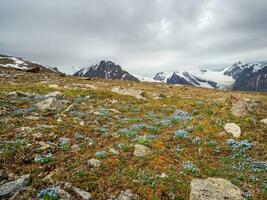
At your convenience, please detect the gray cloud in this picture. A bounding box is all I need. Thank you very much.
[0,0,266,76]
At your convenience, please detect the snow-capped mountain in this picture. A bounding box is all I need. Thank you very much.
[153,70,233,89]
[232,63,267,92]
[73,60,139,82]
[0,54,59,73]
[153,61,267,92]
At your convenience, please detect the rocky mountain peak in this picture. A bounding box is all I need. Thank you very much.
[73,60,139,82]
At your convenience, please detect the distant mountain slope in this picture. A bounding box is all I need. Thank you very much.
[73,60,139,82]
[154,61,267,92]
[232,64,267,92]
[153,70,233,89]
[0,54,59,73]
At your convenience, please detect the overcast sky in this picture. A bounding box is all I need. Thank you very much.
[0,0,267,76]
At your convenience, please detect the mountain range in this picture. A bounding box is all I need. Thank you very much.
[0,54,59,73]
[0,53,266,92]
[153,61,267,92]
[74,60,267,92]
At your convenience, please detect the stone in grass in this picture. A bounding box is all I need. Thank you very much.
[260,118,267,125]
[0,174,31,198]
[87,159,101,167]
[35,97,58,110]
[71,144,81,151]
[117,189,133,200]
[109,148,119,155]
[44,91,63,99]
[133,144,151,157]
[189,178,243,200]
[224,123,241,138]
[72,186,91,200]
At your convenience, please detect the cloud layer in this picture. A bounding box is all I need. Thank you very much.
[0,0,266,75]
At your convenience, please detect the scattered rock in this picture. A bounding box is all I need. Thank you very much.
[25,116,40,120]
[49,84,59,88]
[224,123,241,138]
[61,103,76,116]
[230,98,261,117]
[35,97,58,110]
[79,121,85,126]
[133,144,151,157]
[71,144,81,151]
[0,174,31,198]
[117,189,133,200]
[58,188,72,199]
[260,118,267,125]
[159,173,168,178]
[23,66,40,73]
[7,91,32,98]
[112,87,147,100]
[189,178,243,200]
[109,148,119,155]
[38,141,52,150]
[72,186,91,200]
[87,159,101,167]
[44,91,63,99]
[57,117,63,123]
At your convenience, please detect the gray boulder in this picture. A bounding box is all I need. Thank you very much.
[190,178,243,200]
[230,98,260,117]
[0,174,31,198]
[117,189,133,200]
[36,97,57,110]
[112,87,146,100]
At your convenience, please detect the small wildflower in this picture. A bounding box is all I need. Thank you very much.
[182,161,199,174]
[173,130,188,139]
[95,151,106,159]
[37,187,59,200]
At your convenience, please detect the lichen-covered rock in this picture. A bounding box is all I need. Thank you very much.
[44,91,63,99]
[0,174,31,198]
[117,189,133,200]
[35,97,57,110]
[230,98,260,117]
[133,144,151,157]
[109,148,119,155]
[260,118,267,125]
[72,186,91,200]
[112,87,146,100]
[87,159,101,167]
[224,123,241,138]
[189,178,243,200]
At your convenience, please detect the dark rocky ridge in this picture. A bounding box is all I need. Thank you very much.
[73,60,139,82]
[232,64,267,92]
[0,54,60,73]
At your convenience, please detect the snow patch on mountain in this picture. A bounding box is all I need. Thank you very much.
[0,54,58,72]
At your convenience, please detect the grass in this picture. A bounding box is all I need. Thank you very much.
[0,67,266,199]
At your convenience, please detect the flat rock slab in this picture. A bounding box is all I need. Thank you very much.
[190,178,243,200]
[230,98,260,117]
[0,174,31,198]
[112,87,147,100]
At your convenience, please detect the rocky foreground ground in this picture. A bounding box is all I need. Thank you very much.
[0,68,266,200]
